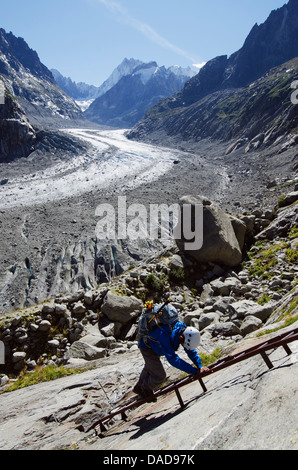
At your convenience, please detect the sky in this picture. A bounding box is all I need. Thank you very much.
[0,0,289,86]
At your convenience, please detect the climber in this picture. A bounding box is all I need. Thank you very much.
[133,308,210,400]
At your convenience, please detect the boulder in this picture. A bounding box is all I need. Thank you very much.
[42,303,55,314]
[210,277,242,296]
[72,302,86,315]
[38,320,51,332]
[278,191,298,208]
[209,321,241,337]
[240,316,263,336]
[229,300,276,321]
[229,215,247,250]
[175,195,243,267]
[54,304,68,315]
[12,351,26,363]
[184,308,204,326]
[78,333,110,348]
[196,312,220,331]
[170,255,185,270]
[213,297,234,314]
[100,292,143,324]
[65,341,107,361]
[200,284,214,305]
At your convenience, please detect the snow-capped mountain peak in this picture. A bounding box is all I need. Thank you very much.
[97,58,144,97]
[84,60,197,128]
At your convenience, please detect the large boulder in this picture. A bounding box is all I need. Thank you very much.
[175,195,244,267]
[100,292,143,324]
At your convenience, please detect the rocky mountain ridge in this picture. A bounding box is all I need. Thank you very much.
[128,58,298,155]
[0,28,86,137]
[127,0,298,147]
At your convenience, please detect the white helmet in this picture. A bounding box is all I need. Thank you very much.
[183,327,200,350]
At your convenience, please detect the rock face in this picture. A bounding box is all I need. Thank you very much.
[0,87,36,162]
[175,195,243,267]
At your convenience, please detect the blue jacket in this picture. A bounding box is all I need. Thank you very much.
[139,321,202,375]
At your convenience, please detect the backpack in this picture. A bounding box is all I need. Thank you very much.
[138,300,179,338]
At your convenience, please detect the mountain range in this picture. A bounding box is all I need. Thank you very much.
[51,58,145,103]
[53,59,196,127]
[128,0,298,151]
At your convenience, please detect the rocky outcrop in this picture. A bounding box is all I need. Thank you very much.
[256,195,298,240]
[0,326,297,450]
[0,83,36,162]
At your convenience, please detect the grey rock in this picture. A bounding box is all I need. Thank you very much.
[42,303,55,314]
[240,316,263,336]
[256,203,298,240]
[175,195,243,267]
[0,374,9,387]
[229,300,276,322]
[65,341,107,361]
[184,309,204,326]
[84,291,94,306]
[79,333,110,348]
[170,255,184,270]
[72,302,86,315]
[210,277,241,296]
[38,320,51,332]
[200,284,214,305]
[101,292,143,324]
[12,352,26,363]
[213,298,234,314]
[196,312,220,331]
[48,339,60,348]
[210,321,241,337]
[54,304,68,315]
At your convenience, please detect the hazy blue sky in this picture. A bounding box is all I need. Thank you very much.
[0,0,288,85]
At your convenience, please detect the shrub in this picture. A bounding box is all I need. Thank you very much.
[169,267,185,284]
[144,274,165,292]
